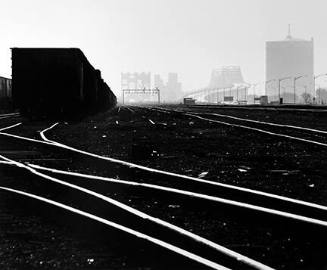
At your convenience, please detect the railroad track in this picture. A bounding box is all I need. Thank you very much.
[0,178,220,270]
[2,119,327,268]
[0,126,273,270]
[0,113,21,130]
[185,104,327,113]
[144,106,327,147]
[0,121,327,226]
[175,105,327,133]
[124,106,136,113]
[0,112,19,119]
[0,164,233,270]
[3,122,327,226]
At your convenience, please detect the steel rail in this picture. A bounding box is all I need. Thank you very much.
[37,123,327,212]
[0,186,230,270]
[0,154,273,270]
[2,122,327,216]
[0,122,22,132]
[4,122,327,222]
[186,104,327,113]
[186,111,327,135]
[0,112,19,117]
[27,163,327,227]
[146,107,327,147]
[185,113,327,147]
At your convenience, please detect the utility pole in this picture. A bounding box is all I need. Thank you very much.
[245,87,248,103]
[157,88,160,104]
[236,87,239,102]
[223,88,225,103]
[122,90,124,105]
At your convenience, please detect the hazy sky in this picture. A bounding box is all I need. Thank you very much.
[1,0,327,96]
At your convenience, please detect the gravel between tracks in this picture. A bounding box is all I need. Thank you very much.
[47,106,327,206]
[3,105,327,269]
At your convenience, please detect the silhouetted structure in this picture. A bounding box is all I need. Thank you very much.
[12,48,116,119]
[121,72,151,89]
[208,66,244,88]
[0,76,12,98]
[316,88,327,105]
[154,73,182,103]
[265,26,314,103]
[0,76,13,112]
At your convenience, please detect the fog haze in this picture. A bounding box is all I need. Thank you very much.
[1,0,327,96]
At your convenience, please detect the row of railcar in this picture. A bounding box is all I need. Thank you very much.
[11,48,116,119]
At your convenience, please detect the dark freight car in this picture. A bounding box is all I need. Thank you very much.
[11,48,116,119]
[0,76,13,113]
[0,76,12,98]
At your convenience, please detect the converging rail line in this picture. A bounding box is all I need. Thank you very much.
[2,121,327,225]
[0,112,19,119]
[144,106,327,147]
[0,145,273,270]
[3,122,327,226]
[186,104,327,113]
[1,117,327,269]
[189,111,327,134]
[26,162,327,226]
[0,113,21,130]
[0,186,229,270]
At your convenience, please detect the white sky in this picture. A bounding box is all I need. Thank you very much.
[1,0,327,96]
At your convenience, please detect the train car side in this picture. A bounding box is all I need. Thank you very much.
[0,76,13,113]
[11,48,116,119]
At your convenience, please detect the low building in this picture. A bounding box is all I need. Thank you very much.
[183,98,196,105]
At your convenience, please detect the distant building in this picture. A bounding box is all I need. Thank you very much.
[121,72,151,89]
[316,88,327,105]
[121,72,182,103]
[121,72,152,103]
[183,97,196,105]
[265,26,314,103]
[208,66,244,89]
[154,74,165,91]
[166,73,182,102]
[154,73,182,103]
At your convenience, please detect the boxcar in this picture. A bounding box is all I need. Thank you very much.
[11,48,116,119]
[0,76,13,113]
[0,76,12,98]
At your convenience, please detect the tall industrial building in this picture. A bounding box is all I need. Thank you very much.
[121,72,182,103]
[208,66,244,88]
[154,73,182,103]
[121,72,151,89]
[265,27,314,103]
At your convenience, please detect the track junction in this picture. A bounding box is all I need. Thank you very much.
[0,105,327,269]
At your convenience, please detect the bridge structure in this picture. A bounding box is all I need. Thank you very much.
[183,84,250,104]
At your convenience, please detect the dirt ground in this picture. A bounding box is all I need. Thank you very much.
[47,106,327,205]
[2,105,327,269]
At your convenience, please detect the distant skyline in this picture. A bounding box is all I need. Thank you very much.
[1,0,327,97]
